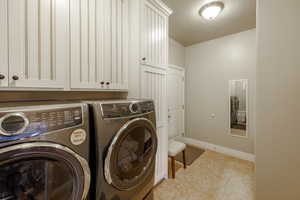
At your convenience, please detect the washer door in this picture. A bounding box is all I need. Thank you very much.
[0,142,90,200]
[104,118,157,191]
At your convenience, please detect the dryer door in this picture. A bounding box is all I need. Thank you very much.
[104,118,157,190]
[0,143,90,200]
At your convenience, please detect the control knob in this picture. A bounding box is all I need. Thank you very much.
[0,113,29,136]
[129,103,139,114]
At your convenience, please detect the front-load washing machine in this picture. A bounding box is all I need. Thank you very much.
[87,99,157,200]
[0,102,91,200]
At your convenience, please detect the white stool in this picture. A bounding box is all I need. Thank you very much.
[168,140,187,179]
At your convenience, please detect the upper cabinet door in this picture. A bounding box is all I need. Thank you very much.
[141,0,171,68]
[70,0,128,91]
[70,0,102,89]
[8,0,68,89]
[103,0,129,90]
[0,0,9,87]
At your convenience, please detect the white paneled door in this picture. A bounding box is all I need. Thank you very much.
[167,66,185,139]
[70,0,128,90]
[141,65,168,183]
[7,0,69,89]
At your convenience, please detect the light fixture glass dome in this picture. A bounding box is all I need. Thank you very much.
[199,1,224,20]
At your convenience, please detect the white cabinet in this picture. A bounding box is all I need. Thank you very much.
[141,0,170,68]
[5,0,69,89]
[70,0,99,89]
[70,0,128,90]
[141,66,168,128]
[0,0,9,87]
[0,0,128,91]
[156,126,168,182]
[104,0,129,90]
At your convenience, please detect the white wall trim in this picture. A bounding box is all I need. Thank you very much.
[177,137,255,162]
[141,62,168,71]
[168,64,185,71]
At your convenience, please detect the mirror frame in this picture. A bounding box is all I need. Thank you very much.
[228,79,249,139]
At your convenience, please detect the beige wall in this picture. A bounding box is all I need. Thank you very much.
[169,38,185,67]
[185,29,256,154]
[256,0,300,199]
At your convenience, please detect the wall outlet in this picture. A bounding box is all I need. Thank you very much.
[210,113,216,119]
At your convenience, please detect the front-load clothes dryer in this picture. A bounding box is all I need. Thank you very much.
[87,99,157,200]
[0,102,91,200]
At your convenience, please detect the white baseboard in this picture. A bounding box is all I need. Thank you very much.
[177,137,255,162]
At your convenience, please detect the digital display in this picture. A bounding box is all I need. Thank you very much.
[24,107,83,134]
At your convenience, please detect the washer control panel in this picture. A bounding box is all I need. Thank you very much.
[0,106,83,137]
[101,100,155,119]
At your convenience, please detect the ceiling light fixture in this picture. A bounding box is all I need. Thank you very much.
[199,1,224,20]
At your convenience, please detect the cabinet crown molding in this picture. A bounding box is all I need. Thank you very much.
[148,0,173,16]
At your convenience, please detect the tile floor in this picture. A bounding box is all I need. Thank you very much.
[153,150,255,200]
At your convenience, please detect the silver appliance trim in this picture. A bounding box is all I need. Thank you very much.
[98,100,155,120]
[0,103,86,113]
[0,104,86,140]
[102,111,154,120]
[0,112,29,136]
[104,118,156,186]
[0,142,91,200]
[86,99,153,105]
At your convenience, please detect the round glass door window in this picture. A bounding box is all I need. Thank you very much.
[105,118,157,190]
[0,143,89,200]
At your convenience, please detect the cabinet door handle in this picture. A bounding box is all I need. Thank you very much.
[100,81,105,85]
[142,57,146,61]
[12,75,19,81]
[0,74,5,80]
[106,82,110,85]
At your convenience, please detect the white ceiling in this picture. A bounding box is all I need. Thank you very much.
[162,0,256,46]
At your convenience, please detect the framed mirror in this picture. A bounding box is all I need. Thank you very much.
[229,79,248,138]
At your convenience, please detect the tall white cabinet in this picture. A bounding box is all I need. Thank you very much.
[139,0,172,184]
[141,65,168,183]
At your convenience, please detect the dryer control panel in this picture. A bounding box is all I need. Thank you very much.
[0,105,83,139]
[101,100,155,119]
